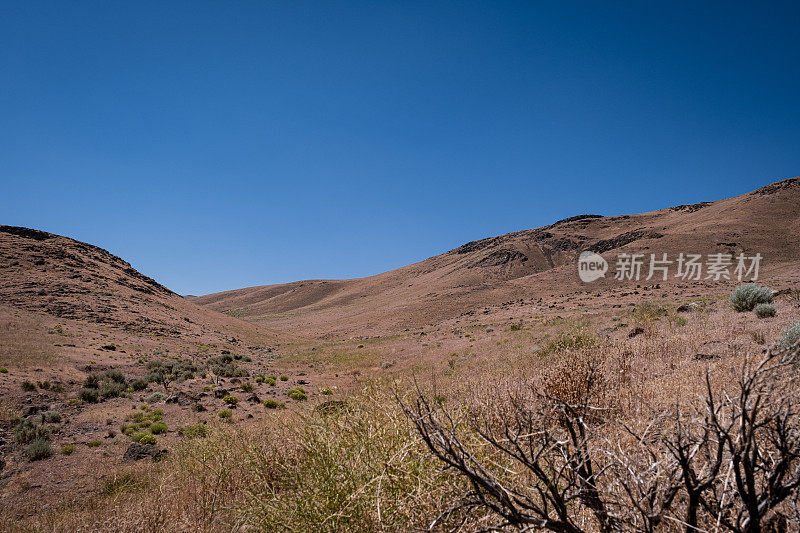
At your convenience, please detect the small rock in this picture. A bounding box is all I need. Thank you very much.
[213,388,229,399]
[123,443,167,462]
[20,405,46,418]
[628,327,645,338]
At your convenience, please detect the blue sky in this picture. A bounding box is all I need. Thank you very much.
[2,1,798,295]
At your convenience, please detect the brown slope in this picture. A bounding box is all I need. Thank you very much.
[0,225,276,345]
[195,177,800,337]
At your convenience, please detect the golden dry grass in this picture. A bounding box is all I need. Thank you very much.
[6,297,799,531]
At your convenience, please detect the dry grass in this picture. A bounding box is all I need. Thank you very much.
[0,314,59,369]
[8,298,799,531]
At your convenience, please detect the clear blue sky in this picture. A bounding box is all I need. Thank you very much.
[2,2,798,295]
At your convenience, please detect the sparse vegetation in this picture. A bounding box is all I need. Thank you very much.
[262,399,285,409]
[779,319,800,352]
[287,387,307,401]
[538,332,596,357]
[131,378,149,391]
[61,443,76,455]
[223,394,239,405]
[40,410,62,423]
[149,421,168,434]
[79,388,99,403]
[180,423,209,438]
[754,302,776,318]
[144,392,166,403]
[208,355,248,378]
[14,418,52,445]
[730,283,773,312]
[131,431,153,443]
[218,409,232,420]
[146,359,197,390]
[632,301,668,322]
[25,438,52,461]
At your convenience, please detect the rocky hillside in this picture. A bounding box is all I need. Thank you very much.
[0,226,270,343]
[195,177,800,336]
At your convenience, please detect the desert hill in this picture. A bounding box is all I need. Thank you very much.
[0,225,275,345]
[195,177,800,337]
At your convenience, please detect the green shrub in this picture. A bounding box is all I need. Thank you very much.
[144,392,166,403]
[180,423,209,438]
[208,355,248,378]
[41,410,62,423]
[14,419,52,444]
[37,380,51,390]
[263,399,285,409]
[61,443,76,455]
[150,421,168,435]
[223,394,239,406]
[86,441,102,448]
[279,375,289,381]
[240,382,255,393]
[753,303,776,318]
[0,368,7,373]
[265,376,277,386]
[100,380,126,399]
[218,409,232,420]
[131,378,149,391]
[146,358,198,390]
[83,374,101,389]
[730,283,773,312]
[25,438,52,461]
[320,387,334,396]
[103,369,126,383]
[21,380,36,391]
[287,387,307,401]
[255,376,265,383]
[778,320,800,351]
[138,434,157,445]
[79,388,99,403]
[131,431,152,443]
